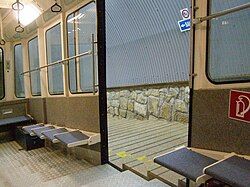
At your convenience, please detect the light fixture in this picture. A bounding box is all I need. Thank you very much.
[14,3,41,27]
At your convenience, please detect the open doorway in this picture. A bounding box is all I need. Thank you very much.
[105,0,190,185]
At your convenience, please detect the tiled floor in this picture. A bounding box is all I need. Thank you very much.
[0,141,168,187]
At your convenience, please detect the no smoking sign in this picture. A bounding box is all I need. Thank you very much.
[180,8,190,20]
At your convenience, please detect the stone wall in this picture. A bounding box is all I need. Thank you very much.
[107,83,189,123]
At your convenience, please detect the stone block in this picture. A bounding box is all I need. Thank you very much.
[169,87,179,98]
[174,99,188,113]
[148,96,159,117]
[164,94,175,102]
[178,87,186,100]
[107,92,115,100]
[184,94,190,104]
[113,92,119,100]
[159,88,168,94]
[159,102,172,121]
[130,91,137,100]
[107,107,114,116]
[134,102,147,117]
[114,107,119,116]
[174,112,189,124]
[148,89,160,97]
[111,100,119,108]
[119,97,128,110]
[184,86,190,103]
[135,90,142,94]
[185,86,190,94]
[126,111,136,119]
[135,115,146,120]
[128,100,134,111]
[136,94,148,104]
[144,90,150,96]
[119,109,127,118]
[119,90,130,98]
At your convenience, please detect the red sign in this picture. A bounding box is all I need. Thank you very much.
[229,90,250,123]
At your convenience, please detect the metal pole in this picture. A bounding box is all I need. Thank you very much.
[92,33,96,95]
[21,51,91,75]
[193,3,250,24]
[189,0,195,89]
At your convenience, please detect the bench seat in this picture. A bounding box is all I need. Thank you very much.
[54,130,90,147]
[204,155,250,187]
[154,147,216,182]
[22,124,44,135]
[42,128,68,143]
[31,126,55,139]
[0,115,33,127]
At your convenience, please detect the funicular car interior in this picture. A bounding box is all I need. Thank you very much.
[0,0,249,187]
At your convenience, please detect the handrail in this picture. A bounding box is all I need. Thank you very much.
[21,33,98,95]
[193,3,250,24]
[21,51,91,75]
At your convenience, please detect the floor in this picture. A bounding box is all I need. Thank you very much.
[0,141,168,187]
[108,117,188,186]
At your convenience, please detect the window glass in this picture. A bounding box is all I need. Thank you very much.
[67,2,97,93]
[207,0,250,83]
[14,44,25,98]
[46,23,64,94]
[28,37,41,96]
[0,48,4,99]
[67,14,77,93]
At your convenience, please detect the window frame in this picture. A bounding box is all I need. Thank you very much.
[205,0,250,85]
[0,47,4,100]
[28,36,41,96]
[14,43,25,98]
[66,2,97,94]
[66,11,78,94]
[45,22,64,95]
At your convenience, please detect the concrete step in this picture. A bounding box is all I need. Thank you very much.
[148,168,185,187]
[146,179,170,187]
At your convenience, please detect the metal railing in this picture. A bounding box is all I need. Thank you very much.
[21,51,91,75]
[21,34,97,95]
[193,3,250,24]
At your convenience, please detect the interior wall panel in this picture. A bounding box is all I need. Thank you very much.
[28,98,46,123]
[0,100,27,119]
[191,88,250,155]
[46,96,100,133]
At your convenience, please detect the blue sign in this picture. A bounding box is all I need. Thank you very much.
[178,19,191,32]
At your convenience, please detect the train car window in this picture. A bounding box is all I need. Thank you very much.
[0,47,4,100]
[46,23,64,95]
[207,0,250,83]
[28,37,41,96]
[67,2,97,93]
[67,13,77,93]
[14,44,25,98]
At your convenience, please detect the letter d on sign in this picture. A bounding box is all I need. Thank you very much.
[229,90,250,123]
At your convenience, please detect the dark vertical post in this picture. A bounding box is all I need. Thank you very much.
[187,0,196,186]
[96,0,108,164]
